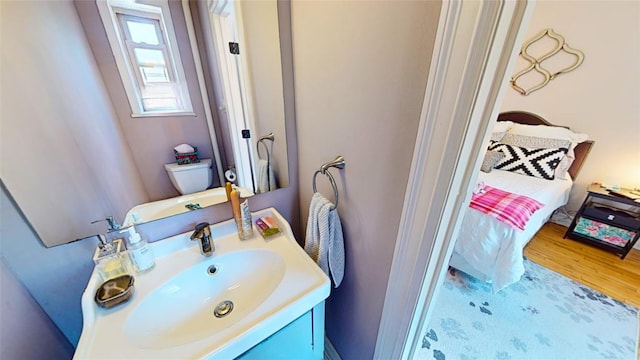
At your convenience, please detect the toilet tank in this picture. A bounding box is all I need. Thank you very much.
[164,159,213,195]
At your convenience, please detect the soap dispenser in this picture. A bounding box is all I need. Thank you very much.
[123,226,155,273]
[93,235,130,282]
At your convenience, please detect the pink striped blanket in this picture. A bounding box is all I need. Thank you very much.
[469,185,544,231]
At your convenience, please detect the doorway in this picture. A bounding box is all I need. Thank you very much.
[375,1,536,358]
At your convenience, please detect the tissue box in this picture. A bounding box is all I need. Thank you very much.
[174,146,200,165]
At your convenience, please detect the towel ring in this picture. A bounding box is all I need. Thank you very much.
[256,132,274,160]
[313,170,339,210]
[312,156,345,211]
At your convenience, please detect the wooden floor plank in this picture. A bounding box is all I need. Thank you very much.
[525,222,640,309]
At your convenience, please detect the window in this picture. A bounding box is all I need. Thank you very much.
[97,0,193,116]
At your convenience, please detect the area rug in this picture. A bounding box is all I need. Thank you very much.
[416,259,639,360]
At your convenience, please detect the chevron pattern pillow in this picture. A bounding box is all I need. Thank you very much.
[489,143,568,180]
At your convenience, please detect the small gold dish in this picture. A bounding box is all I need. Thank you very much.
[95,275,135,309]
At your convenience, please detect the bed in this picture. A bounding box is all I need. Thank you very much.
[449,111,594,292]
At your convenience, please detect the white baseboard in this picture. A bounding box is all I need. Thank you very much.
[324,335,341,360]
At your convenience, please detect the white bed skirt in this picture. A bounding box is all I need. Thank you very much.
[448,252,491,283]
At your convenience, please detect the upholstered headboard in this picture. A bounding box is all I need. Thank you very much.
[497,111,594,180]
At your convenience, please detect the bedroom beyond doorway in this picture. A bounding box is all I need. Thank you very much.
[416,222,640,359]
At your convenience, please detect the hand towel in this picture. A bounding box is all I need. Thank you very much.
[304,192,345,287]
[257,159,277,193]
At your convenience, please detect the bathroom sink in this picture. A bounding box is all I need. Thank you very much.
[124,249,286,349]
[75,208,330,359]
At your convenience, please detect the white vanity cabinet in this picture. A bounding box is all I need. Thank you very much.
[237,303,325,359]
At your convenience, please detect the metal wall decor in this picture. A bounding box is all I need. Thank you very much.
[510,29,584,96]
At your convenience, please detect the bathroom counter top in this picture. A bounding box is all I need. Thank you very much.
[74,208,329,359]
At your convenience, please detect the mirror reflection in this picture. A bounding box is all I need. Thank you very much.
[116,0,289,214]
[121,185,253,227]
[1,0,289,246]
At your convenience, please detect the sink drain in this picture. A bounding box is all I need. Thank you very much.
[214,300,233,318]
[207,265,218,276]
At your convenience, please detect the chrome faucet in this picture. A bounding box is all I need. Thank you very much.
[190,222,214,257]
[91,216,121,232]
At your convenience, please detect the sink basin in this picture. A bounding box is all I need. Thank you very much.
[75,208,330,359]
[124,249,286,349]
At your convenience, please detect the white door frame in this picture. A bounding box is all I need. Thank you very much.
[374,0,535,358]
[206,0,258,191]
[182,0,225,186]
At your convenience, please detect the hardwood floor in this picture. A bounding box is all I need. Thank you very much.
[524,222,640,308]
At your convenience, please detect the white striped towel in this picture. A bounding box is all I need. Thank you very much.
[304,192,345,287]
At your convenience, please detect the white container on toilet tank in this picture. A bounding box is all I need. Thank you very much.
[164,158,213,195]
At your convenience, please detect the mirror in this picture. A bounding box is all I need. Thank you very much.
[121,185,254,227]
[0,0,290,246]
[116,0,289,226]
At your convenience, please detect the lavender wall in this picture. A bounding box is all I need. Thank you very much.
[291,1,441,358]
[0,0,147,247]
[75,1,219,201]
[0,261,75,359]
[0,0,143,343]
[0,184,95,347]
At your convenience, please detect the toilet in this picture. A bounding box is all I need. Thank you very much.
[164,158,213,195]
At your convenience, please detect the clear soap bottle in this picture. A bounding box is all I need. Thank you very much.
[124,226,155,273]
[93,235,130,282]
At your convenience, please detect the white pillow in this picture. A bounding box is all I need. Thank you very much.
[490,131,507,142]
[507,123,588,144]
[555,147,576,180]
[507,123,588,180]
[493,120,514,133]
[501,133,571,150]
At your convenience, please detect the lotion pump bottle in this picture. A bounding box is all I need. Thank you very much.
[124,226,155,273]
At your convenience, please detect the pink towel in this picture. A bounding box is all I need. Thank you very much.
[469,185,544,231]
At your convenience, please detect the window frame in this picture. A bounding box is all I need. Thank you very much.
[97,0,194,117]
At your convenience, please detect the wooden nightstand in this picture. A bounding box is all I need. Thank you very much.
[564,184,640,259]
